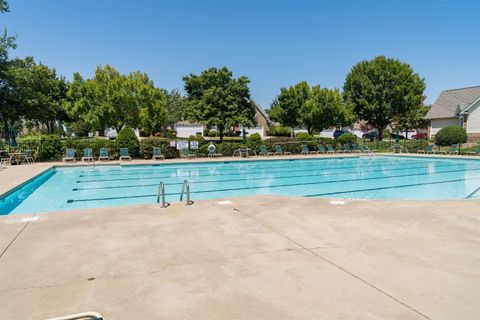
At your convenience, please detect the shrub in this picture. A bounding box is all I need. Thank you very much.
[139,138,178,159]
[116,127,139,157]
[246,133,262,150]
[337,132,357,144]
[208,130,219,137]
[267,125,291,137]
[217,142,242,156]
[17,135,62,161]
[435,126,467,146]
[295,132,312,140]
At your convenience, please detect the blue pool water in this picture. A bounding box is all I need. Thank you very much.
[1,156,480,215]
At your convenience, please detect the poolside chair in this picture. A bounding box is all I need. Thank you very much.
[259,145,274,156]
[351,144,361,153]
[418,144,434,154]
[152,147,165,160]
[342,144,353,153]
[301,145,317,155]
[317,144,327,154]
[119,148,131,161]
[23,150,35,164]
[466,144,480,156]
[98,148,110,161]
[181,148,196,159]
[63,148,76,162]
[207,144,222,158]
[274,144,291,156]
[82,148,94,162]
[361,144,375,153]
[447,144,459,155]
[435,145,447,155]
[326,144,336,153]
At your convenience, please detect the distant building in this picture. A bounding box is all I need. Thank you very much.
[425,86,480,141]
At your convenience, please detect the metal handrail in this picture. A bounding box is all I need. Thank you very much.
[180,180,194,206]
[46,311,104,320]
[157,181,170,208]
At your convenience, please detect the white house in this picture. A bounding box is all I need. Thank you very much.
[426,86,480,141]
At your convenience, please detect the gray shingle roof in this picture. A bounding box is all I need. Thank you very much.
[426,86,480,119]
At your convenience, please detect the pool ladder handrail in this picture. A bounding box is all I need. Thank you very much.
[180,180,194,206]
[157,181,170,208]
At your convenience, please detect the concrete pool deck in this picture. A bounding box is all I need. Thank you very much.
[0,196,479,319]
[0,154,479,319]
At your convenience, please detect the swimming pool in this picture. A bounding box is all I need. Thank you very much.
[1,156,480,215]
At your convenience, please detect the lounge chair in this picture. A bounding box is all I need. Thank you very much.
[259,145,274,156]
[418,144,435,154]
[326,144,336,153]
[63,148,76,162]
[152,147,165,160]
[22,150,35,164]
[98,148,110,161]
[301,145,317,155]
[181,148,196,159]
[466,144,480,156]
[361,144,375,153]
[342,144,353,153]
[82,148,94,162]
[317,144,327,154]
[207,144,222,158]
[447,144,459,155]
[274,145,291,156]
[351,144,361,153]
[119,148,131,161]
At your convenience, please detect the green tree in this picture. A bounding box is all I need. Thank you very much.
[64,66,166,134]
[269,81,353,135]
[395,105,430,138]
[164,89,187,130]
[268,81,309,135]
[183,67,256,142]
[343,56,426,140]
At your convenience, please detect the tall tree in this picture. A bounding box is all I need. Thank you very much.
[269,81,352,135]
[269,81,309,135]
[183,67,256,142]
[343,56,426,140]
[164,89,187,130]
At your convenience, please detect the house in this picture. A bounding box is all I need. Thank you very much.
[426,86,480,141]
[174,100,270,138]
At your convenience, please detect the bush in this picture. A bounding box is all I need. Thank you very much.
[435,126,467,146]
[217,142,242,156]
[295,132,312,140]
[17,135,62,161]
[246,133,262,150]
[139,138,178,159]
[116,127,139,157]
[208,130,219,137]
[337,132,357,144]
[267,125,291,137]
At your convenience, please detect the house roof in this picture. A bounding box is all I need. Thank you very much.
[252,100,270,122]
[426,86,480,119]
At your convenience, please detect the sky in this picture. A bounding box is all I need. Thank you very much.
[2,0,479,108]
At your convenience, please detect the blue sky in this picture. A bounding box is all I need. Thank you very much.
[2,0,479,107]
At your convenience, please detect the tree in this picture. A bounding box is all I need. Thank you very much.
[64,66,167,134]
[269,81,353,135]
[343,56,426,140]
[164,89,186,130]
[183,67,256,142]
[269,81,309,135]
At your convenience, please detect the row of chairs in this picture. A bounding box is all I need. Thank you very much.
[63,147,166,162]
[259,143,374,156]
[418,143,480,156]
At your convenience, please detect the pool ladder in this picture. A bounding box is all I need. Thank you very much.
[157,180,193,208]
[180,180,194,206]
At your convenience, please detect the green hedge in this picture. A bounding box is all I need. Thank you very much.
[116,127,140,157]
[435,126,467,146]
[140,138,179,159]
[17,135,62,161]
